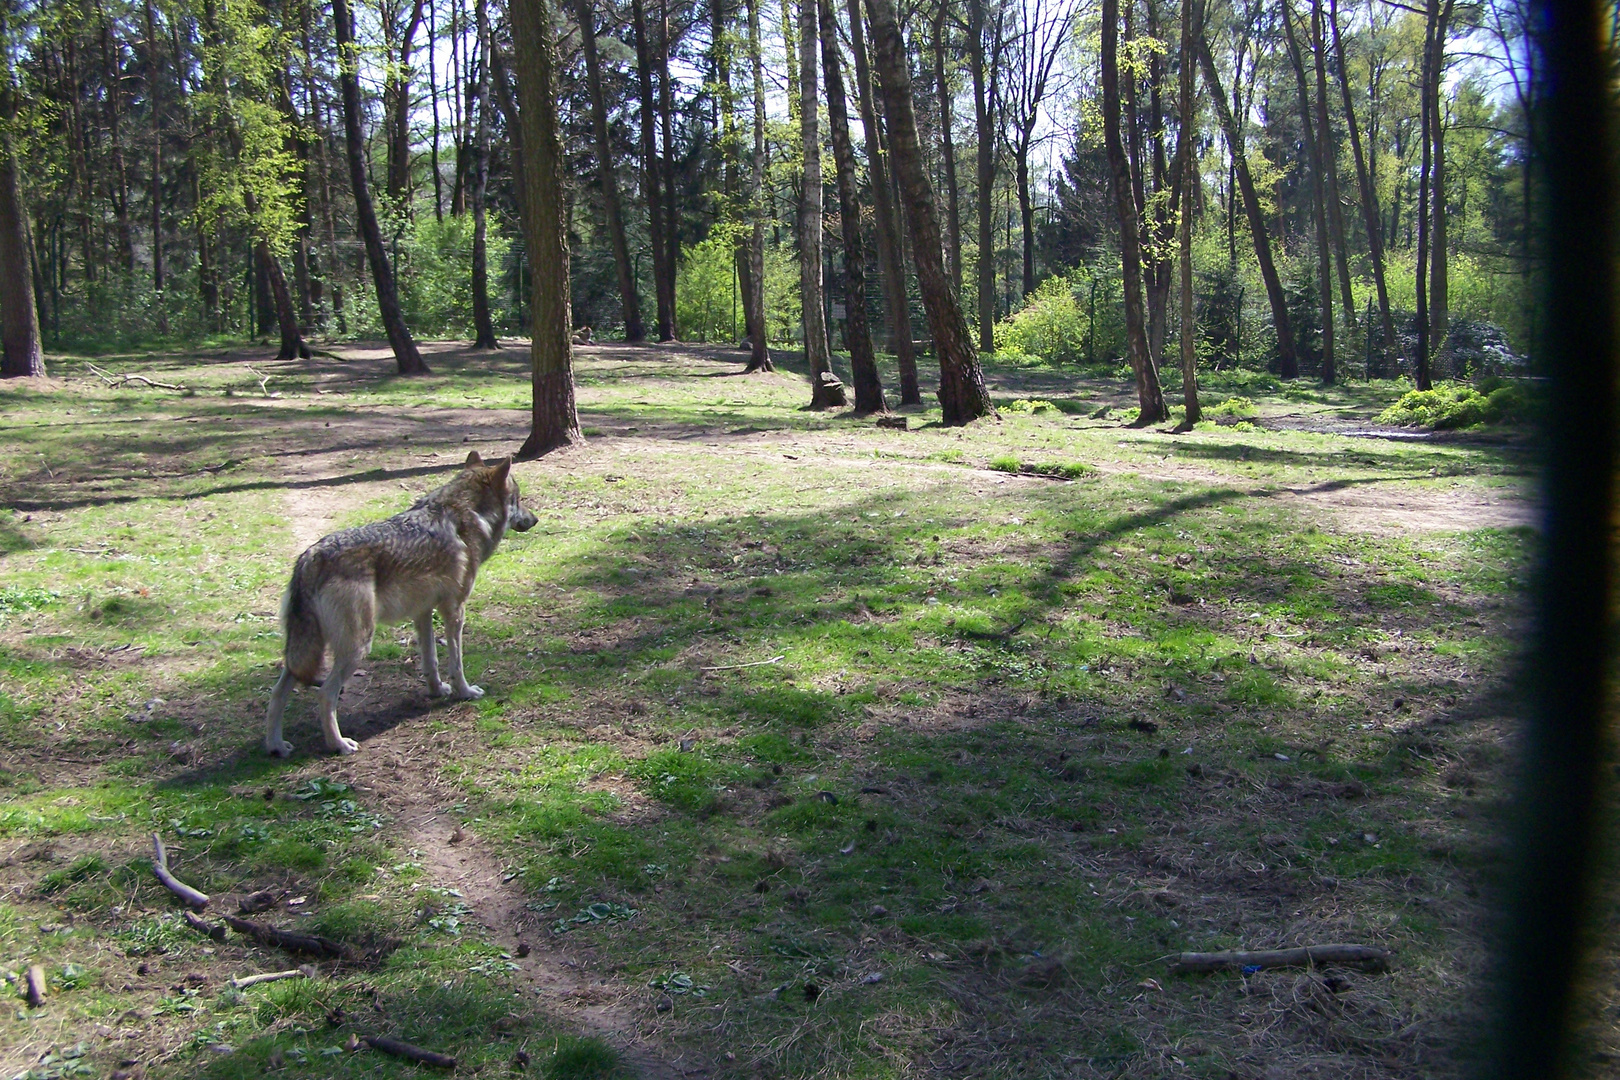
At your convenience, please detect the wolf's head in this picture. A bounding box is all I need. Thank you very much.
[464,451,538,536]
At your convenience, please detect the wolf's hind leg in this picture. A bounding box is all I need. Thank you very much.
[264,668,297,757]
[316,645,365,755]
[416,612,452,697]
[441,603,483,700]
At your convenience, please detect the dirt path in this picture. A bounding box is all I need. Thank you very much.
[314,712,703,1079]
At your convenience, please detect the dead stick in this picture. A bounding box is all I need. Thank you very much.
[700,654,785,672]
[182,909,226,941]
[23,964,45,1006]
[363,1035,457,1068]
[1168,944,1390,975]
[152,833,209,909]
[222,913,354,959]
[230,969,306,990]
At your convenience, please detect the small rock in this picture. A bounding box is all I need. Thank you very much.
[515,941,531,958]
[860,972,883,984]
[869,905,888,918]
[655,994,673,1013]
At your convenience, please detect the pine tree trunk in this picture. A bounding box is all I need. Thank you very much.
[1176,0,1200,426]
[1415,0,1435,390]
[1197,35,1298,379]
[1329,0,1396,372]
[798,0,842,408]
[0,83,45,378]
[386,0,426,204]
[632,0,676,342]
[333,0,429,374]
[743,0,772,369]
[1016,141,1034,297]
[932,6,962,298]
[657,0,680,325]
[848,0,917,402]
[820,0,885,414]
[1311,0,1355,339]
[143,0,165,301]
[100,14,136,275]
[1282,0,1332,382]
[576,0,645,341]
[1428,0,1454,357]
[510,0,582,457]
[968,0,996,352]
[470,0,499,348]
[1102,0,1167,423]
[865,0,993,424]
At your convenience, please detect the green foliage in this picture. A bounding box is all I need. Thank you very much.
[1003,398,1058,413]
[994,268,1124,366]
[1205,395,1258,418]
[676,238,798,344]
[396,214,517,337]
[1377,380,1529,429]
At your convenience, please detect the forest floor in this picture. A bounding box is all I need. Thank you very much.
[0,339,1602,1080]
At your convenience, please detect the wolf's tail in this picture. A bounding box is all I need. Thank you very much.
[280,565,326,685]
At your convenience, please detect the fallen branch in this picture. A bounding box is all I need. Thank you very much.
[152,833,209,909]
[700,654,785,672]
[222,913,355,960]
[1169,944,1390,975]
[363,1035,456,1068]
[245,367,281,399]
[84,362,187,392]
[230,969,307,990]
[23,964,45,1006]
[182,909,226,941]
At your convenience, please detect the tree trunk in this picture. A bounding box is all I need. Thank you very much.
[1415,0,1435,390]
[1428,0,1454,357]
[932,3,962,298]
[657,0,679,325]
[798,0,843,407]
[143,0,165,301]
[1281,0,1332,382]
[1102,0,1167,423]
[743,0,772,369]
[865,0,994,424]
[1197,35,1297,379]
[1311,0,1355,340]
[510,0,582,457]
[849,0,917,401]
[820,0,885,414]
[632,0,676,342]
[1016,141,1033,297]
[333,0,429,374]
[470,0,499,347]
[1142,3,1173,370]
[100,11,136,274]
[968,0,996,352]
[0,83,45,377]
[1175,0,1199,426]
[1329,0,1395,372]
[576,0,645,341]
[385,0,426,204]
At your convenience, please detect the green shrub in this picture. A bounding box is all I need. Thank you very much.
[988,455,1022,473]
[676,236,798,345]
[1003,398,1058,414]
[994,274,1089,365]
[396,213,517,337]
[1377,381,1529,429]
[1205,395,1258,418]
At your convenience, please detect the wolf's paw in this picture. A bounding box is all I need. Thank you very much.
[452,683,485,700]
[327,736,360,755]
[427,680,453,698]
[265,738,295,758]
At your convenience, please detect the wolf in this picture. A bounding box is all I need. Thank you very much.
[264,451,538,757]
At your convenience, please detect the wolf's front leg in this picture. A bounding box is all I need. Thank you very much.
[416,612,452,697]
[441,604,483,700]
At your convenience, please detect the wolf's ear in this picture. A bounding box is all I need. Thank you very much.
[489,457,512,486]
[465,450,484,468]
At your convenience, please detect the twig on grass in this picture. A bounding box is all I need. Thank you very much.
[1168,944,1390,975]
[700,654,786,672]
[245,367,281,398]
[222,913,356,960]
[84,362,187,392]
[152,833,210,909]
[230,969,308,990]
[363,1035,457,1068]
